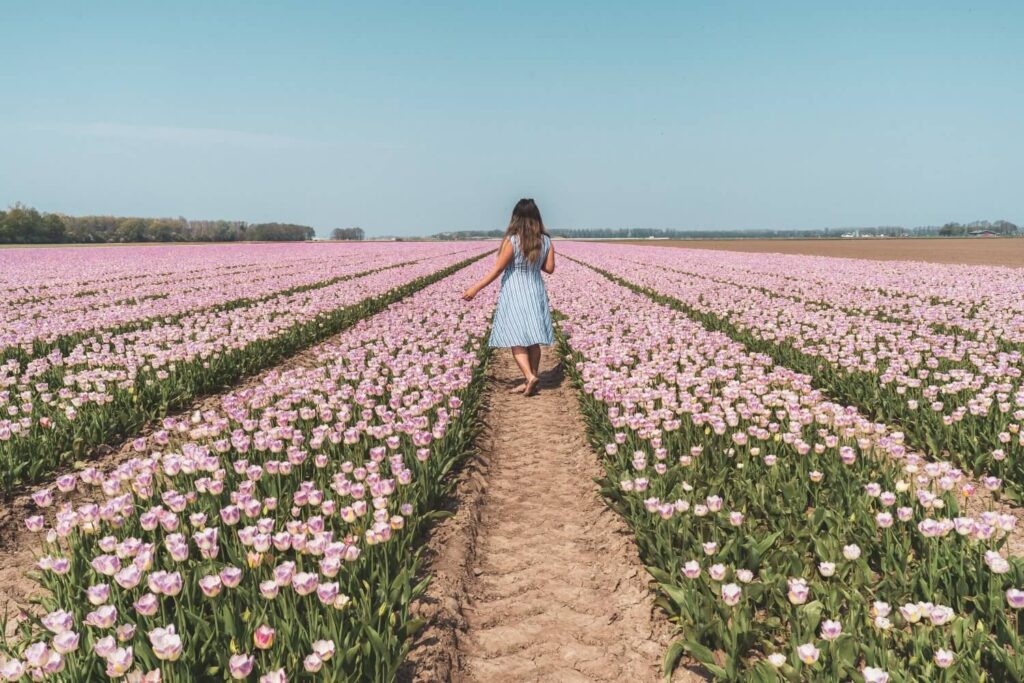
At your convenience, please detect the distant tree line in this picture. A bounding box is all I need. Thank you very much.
[432,229,506,240]
[0,204,320,243]
[937,220,1019,236]
[0,205,67,243]
[244,223,317,241]
[432,221,1020,241]
[330,227,365,241]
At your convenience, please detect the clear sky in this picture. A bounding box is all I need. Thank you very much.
[1,1,1021,236]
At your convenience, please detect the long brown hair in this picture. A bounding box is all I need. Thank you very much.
[505,198,548,264]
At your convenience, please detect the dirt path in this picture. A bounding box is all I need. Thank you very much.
[404,352,702,682]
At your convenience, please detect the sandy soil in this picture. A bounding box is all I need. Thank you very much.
[601,238,1024,267]
[402,351,702,683]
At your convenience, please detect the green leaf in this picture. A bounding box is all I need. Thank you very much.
[833,634,857,666]
[754,530,783,557]
[658,582,692,611]
[800,600,824,632]
[364,624,389,658]
[750,661,782,683]
[646,565,674,584]
[222,604,237,639]
[662,639,687,678]
[682,639,726,677]
[681,639,717,666]
[400,618,426,639]
[423,509,455,522]
[411,574,432,600]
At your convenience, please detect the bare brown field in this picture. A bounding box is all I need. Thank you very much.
[604,237,1024,267]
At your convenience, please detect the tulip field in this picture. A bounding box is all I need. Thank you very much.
[1,241,1023,682]
[551,248,1023,682]
[2,245,496,682]
[0,243,488,490]
[562,243,1024,500]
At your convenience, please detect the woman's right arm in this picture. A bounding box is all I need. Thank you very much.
[462,239,514,300]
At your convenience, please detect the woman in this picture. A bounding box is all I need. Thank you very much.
[462,198,555,395]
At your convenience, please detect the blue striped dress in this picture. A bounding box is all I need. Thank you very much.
[488,234,554,348]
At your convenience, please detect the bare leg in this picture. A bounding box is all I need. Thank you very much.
[510,346,539,395]
[527,344,541,380]
[508,347,527,393]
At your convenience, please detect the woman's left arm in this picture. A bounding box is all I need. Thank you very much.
[542,240,555,274]
[462,239,514,300]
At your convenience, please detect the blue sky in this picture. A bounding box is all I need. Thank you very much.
[1,1,1021,236]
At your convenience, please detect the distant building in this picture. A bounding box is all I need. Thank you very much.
[969,230,998,237]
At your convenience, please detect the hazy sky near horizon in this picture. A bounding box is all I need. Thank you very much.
[2,1,1022,236]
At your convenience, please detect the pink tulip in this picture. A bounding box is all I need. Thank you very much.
[0,659,25,680]
[934,649,955,668]
[312,639,335,661]
[84,605,118,629]
[721,583,742,606]
[253,624,275,650]
[796,643,819,664]
[41,610,74,635]
[134,593,159,617]
[105,646,134,677]
[199,575,223,598]
[52,630,79,654]
[228,654,255,679]
[862,667,889,683]
[820,619,842,640]
[219,566,243,588]
[787,578,809,605]
[148,625,183,661]
[304,653,324,672]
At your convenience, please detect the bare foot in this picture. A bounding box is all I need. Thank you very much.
[523,376,539,396]
[508,382,526,394]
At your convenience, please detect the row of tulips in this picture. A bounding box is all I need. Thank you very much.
[0,246,491,491]
[549,257,1023,682]
[0,243,481,363]
[558,242,1024,500]
[597,246,1024,347]
[1,259,498,681]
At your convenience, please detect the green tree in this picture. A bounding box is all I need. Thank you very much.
[115,219,148,242]
[39,214,66,243]
[147,219,185,242]
[331,227,365,241]
[0,204,44,243]
[249,222,316,241]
